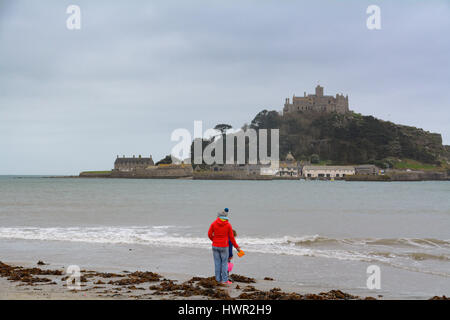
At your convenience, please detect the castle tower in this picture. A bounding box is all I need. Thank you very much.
[315,85,324,97]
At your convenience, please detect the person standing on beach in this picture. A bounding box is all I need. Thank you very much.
[208,208,240,284]
[228,229,237,263]
[227,229,237,281]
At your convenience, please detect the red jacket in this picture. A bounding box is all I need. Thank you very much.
[208,218,239,248]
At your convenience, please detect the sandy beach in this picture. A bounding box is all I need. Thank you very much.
[0,259,388,300]
[2,259,449,300]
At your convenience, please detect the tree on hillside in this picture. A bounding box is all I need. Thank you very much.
[250,110,280,129]
[212,124,232,164]
[214,124,232,136]
[310,154,320,164]
[155,155,172,165]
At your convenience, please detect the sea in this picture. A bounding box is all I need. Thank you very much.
[0,176,449,298]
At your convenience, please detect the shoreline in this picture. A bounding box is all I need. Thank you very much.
[0,260,447,300]
[38,175,450,182]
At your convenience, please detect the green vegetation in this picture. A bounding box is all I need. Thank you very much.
[249,110,448,166]
[80,171,111,175]
[79,171,112,177]
[214,124,233,136]
[390,159,444,171]
[314,160,335,166]
[191,109,448,168]
[155,155,173,165]
[310,154,320,164]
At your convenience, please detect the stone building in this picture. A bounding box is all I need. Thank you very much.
[283,85,349,114]
[303,165,355,179]
[278,152,302,177]
[114,155,154,172]
[259,152,303,177]
[355,165,379,175]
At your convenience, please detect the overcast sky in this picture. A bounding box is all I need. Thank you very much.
[0,0,449,175]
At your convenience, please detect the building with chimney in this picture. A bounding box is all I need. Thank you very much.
[283,85,349,114]
[114,155,154,172]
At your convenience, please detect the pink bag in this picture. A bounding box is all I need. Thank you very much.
[228,262,234,272]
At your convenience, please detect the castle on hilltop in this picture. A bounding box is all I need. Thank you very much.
[283,85,349,114]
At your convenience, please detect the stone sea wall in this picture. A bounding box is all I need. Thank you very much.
[79,168,449,181]
[193,171,272,180]
[110,166,193,179]
[79,166,193,179]
[345,170,449,181]
[386,170,449,181]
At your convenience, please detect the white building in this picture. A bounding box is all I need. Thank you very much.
[302,165,355,179]
[260,161,280,176]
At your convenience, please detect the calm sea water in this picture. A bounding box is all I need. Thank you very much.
[0,176,449,298]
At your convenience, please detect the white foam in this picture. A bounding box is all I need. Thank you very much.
[0,226,448,277]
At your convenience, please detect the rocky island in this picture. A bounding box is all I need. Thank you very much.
[79,85,450,181]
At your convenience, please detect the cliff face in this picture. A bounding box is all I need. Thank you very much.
[444,145,450,160]
[249,110,448,165]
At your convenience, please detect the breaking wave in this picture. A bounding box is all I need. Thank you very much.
[0,226,448,276]
[283,235,450,249]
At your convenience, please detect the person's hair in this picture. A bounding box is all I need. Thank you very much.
[233,229,237,237]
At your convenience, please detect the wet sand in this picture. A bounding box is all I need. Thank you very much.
[0,259,383,300]
[2,260,448,300]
